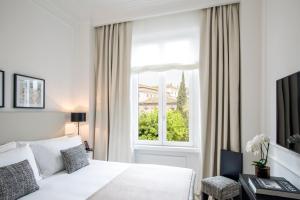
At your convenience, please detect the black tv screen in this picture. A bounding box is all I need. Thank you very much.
[277,71,300,154]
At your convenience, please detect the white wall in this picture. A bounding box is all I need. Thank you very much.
[0,0,93,140]
[0,0,77,111]
[240,0,263,174]
[240,0,300,188]
[261,0,300,188]
[71,22,94,142]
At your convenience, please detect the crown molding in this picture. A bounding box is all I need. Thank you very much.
[31,0,79,28]
[92,0,240,27]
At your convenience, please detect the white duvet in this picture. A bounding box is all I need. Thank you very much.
[20,160,130,200]
[20,160,194,200]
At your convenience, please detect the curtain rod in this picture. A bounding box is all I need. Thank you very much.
[93,0,240,28]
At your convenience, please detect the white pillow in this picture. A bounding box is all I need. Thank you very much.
[0,142,17,153]
[29,136,82,177]
[0,145,41,181]
[16,136,68,147]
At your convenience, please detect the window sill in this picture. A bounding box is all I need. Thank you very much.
[134,145,200,153]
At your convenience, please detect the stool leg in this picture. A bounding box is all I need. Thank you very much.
[201,192,209,200]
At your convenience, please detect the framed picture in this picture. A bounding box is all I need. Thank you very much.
[0,70,4,108]
[14,74,45,109]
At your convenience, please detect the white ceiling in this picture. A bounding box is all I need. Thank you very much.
[39,0,240,26]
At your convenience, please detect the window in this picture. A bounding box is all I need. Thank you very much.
[131,11,200,147]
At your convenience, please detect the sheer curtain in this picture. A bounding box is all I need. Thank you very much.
[94,22,133,162]
[130,12,201,148]
[132,11,200,72]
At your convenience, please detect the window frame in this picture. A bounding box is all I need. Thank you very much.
[131,68,200,147]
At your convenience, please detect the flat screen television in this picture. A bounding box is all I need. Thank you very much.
[277,71,300,154]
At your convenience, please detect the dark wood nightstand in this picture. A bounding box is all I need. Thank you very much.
[239,174,296,200]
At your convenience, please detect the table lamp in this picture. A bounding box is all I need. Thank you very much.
[65,123,76,136]
[71,112,86,135]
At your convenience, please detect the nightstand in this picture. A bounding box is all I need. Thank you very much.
[86,150,93,159]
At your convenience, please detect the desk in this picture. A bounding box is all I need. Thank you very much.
[239,174,295,200]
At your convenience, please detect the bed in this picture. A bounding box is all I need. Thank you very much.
[20,160,195,200]
[0,112,195,200]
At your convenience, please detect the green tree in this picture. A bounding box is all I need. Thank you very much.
[138,109,189,142]
[167,110,189,141]
[138,72,190,142]
[138,108,159,140]
[176,72,188,117]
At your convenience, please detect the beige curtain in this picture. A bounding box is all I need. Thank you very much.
[199,3,240,181]
[94,22,133,162]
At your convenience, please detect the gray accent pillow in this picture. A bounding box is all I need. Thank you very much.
[61,144,89,174]
[0,160,39,200]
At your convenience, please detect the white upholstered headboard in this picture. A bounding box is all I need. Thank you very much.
[0,111,67,144]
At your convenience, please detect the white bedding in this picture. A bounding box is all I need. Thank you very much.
[20,160,130,200]
[88,163,194,200]
[20,160,194,200]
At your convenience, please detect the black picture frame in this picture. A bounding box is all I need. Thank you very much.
[0,70,4,108]
[13,74,45,109]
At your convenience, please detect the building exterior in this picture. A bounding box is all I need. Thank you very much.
[138,84,179,113]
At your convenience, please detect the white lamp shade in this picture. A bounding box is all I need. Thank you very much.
[65,123,76,135]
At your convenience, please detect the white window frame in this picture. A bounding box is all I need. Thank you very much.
[131,68,200,147]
